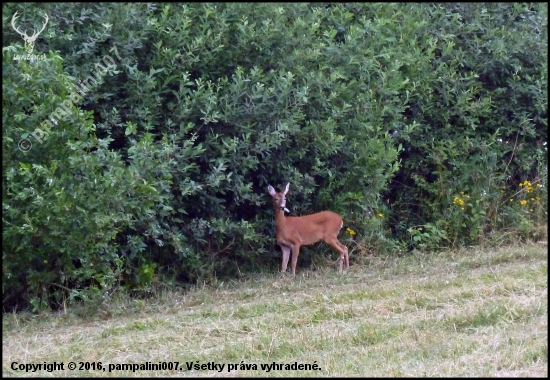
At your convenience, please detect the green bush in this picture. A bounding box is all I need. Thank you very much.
[2,3,547,311]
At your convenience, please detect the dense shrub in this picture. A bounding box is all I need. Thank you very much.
[2,3,547,311]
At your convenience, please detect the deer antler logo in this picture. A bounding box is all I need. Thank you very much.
[11,11,49,54]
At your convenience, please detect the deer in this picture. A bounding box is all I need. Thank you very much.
[268,183,349,277]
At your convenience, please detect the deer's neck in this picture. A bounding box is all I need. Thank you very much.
[274,206,286,229]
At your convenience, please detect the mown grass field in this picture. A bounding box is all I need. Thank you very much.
[2,242,547,377]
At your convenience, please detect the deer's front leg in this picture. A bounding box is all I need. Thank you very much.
[280,245,291,273]
[290,244,301,277]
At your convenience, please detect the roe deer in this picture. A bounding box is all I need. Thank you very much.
[268,183,349,277]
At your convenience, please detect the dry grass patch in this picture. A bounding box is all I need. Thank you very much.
[3,243,547,377]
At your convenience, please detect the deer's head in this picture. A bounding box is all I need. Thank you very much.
[268,183,290,213]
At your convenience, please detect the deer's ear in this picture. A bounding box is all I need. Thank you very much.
[268,185,276,196]
[283,183,290,195]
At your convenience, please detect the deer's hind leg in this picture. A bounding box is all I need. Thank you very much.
[336,240,349,268]
[326,238,349,273]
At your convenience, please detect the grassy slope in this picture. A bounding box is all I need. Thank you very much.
[2,243,547,377]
